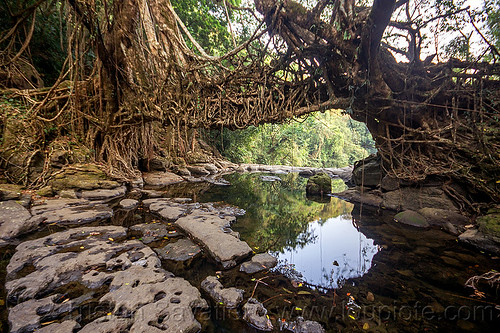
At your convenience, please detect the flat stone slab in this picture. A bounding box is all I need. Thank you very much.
[175,208,252,268]
[240,253,278,274]
[119,198,139,209]
[145,198,190,221]
[243,298,273,331]
[201,276,244,308]
[81,185,127,201]
[143,171,184,187]
[31,198,113,226]
[155,238,201,261]
[130,222,175,244]
[6,225,208,333]
[0,201,41,240]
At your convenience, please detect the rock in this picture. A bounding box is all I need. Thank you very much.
[59,189,78,199]
[79,316,131,333]
[177,167,191,176]
[418,208,469,229]
[130,177,144,189]
[393,210,430,228]
[201,276,244,308]
[175,208,252,268]
[299,169,314,177]
[155,238,201,262]
[383,187,458,212]
[200,163,219,174]
[282,316,325,333]
[381,175,400,191]
[49,150,69,168]
[37,185,54,197]
[260,175,281,182]
[130,223,172,244]
[0,201,41,240]
[31,198,113,226]
[50,164,120,191]
[6,225,208,332]
[0,183,23,200]
[81,185,127,201]
[334,189,383,207]
[477,206,500,239]
[243,298,273,331]
[352,155,382,187]
[240,253,278,274]
[366,292,375,302]
[119,198,139,209]
[459,229,500,255]
[142,171,184,187]
[140,189,165,198]
[139,156,170,171]
[187,165,210,176]
[146,198,187,221]
[36,320,80,333]
[306,173,332,196]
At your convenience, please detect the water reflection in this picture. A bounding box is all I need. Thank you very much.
[199,172,379,290]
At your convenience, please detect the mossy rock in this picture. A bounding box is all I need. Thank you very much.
[49,164,120,191]
[477,206,500,239]
[0,183,24,200]
[306,172,332,195]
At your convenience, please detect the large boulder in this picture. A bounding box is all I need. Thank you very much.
[49,164,121,191]
[306,173,332,196]
[383,186,457,212]
[142,171,184,187]
[352,154,382,188]
[0,201,41,240]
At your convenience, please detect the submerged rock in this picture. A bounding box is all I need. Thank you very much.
[155,238,201,262]
[243,298,273,331]
[130,222,172,244]
[240,253,278,274]
[393,210,429,228]
[201,276,244,308]
[281,316,325,333]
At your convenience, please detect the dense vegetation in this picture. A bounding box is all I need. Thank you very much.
[205,110,375,167]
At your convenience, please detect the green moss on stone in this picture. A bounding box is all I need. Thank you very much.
[306,173,332,195]
[477,206,500,239]
[49,164,120,191]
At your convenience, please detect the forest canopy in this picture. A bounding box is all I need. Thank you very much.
[0,0,499,208]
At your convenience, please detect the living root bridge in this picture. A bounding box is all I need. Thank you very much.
[0,0,499,209]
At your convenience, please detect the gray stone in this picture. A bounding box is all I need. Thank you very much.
[119,198,138,209]
[177,167,191,176]
[79,316,131,333]
[335,189,383,207]
[175,209,252,268]
[200,163,219,174]
[59,189,78,199]
[187,165,210,176]
[299,169,314,177]
[243,298,273,331]
[155,238,201,262]
[0,201,41,240]
[201,276,244,308]
[418,208,469,228]
[81,185,127,201]
[282,317,325,333]
[130,222,172,244]
[0,183,23,200]
[36,320,80,333]
[352,155,382,187]
[240,253,278,274]
[383,187,458,212]
[394,210,430,228]
[143,171,184,187]
[146,198,187,221]
[33,203,113,226]
[459,229,500,255]
[381,175,400,191]
[140,189,165,198]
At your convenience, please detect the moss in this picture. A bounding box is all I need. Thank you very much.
[306,172,332,195]
[477,206,500,239]
[49,164,120,191]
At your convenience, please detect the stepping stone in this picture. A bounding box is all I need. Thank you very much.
[243,298,273,331]
[155,238,201,262]
[201,276,244,308]
[240,253,278,274]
